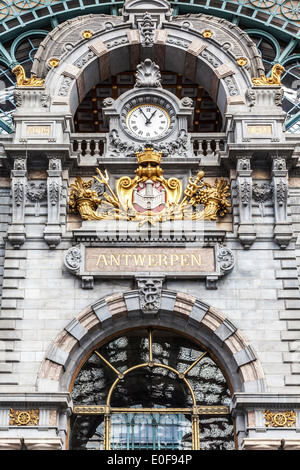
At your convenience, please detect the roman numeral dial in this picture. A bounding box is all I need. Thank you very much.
[126,104,171,140]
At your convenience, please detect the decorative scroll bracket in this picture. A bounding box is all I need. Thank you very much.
[136,275,164,314]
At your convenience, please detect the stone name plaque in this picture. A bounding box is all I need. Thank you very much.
[85,247,215,274]
[64,244,235,289]
[247,125,272,135]
[26,125,51,136]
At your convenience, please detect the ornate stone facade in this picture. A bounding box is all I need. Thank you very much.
[0,0,300,451]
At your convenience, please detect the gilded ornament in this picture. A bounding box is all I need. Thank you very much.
[82,30,93,39]
[68,148,231,226]
[9,409,39,426]
[252,63,285,86]
[264,410,296,427]
[237,57,248,67]
[12,64,45,87]
[48,57,60,68]
[202,29,213,38]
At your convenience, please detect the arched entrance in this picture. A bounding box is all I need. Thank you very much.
[69,327,234,450]
[37,289,265,450]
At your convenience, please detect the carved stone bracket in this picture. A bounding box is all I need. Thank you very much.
[138,13,156,48]
[134,59,162,88]
[136,275,164,314]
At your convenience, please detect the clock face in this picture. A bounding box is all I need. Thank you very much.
[126,104,171,140]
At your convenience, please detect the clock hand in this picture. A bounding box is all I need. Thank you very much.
[147,109,157,123]
[139,108,150,123]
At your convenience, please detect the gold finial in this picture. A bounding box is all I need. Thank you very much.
[252,63,285,86]
[237,57,248,67]
[12,64,45,87]
[202,29,213,38]
[82,30,93,39]
[48,58,60,68]
[136,147,162,166]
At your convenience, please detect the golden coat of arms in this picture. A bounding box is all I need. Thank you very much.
[68,148,230,225]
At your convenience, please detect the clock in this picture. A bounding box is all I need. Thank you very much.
[126,104,171,140]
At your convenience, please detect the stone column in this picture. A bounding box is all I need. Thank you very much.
[236,157,256,248]
[43,156,63,248]
[7,156,27,248]
[271,156,294,248]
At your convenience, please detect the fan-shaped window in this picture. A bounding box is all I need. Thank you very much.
[74,71,222,134]
[69,328,234,450]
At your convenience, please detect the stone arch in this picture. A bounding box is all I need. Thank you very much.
[32,5,265,121]
[37,290,265,396]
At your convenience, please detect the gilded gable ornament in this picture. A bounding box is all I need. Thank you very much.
[12,64,45,87]
[68,148,230,226]
[252,63,284,86]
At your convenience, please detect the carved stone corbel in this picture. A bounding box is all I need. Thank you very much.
[271,156,294,248]
[7,156,27,248]
[136,275,164,314]
[236,157,256,248]
[43,157,63,248]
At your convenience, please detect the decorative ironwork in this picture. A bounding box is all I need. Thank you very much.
[264,410,296,427]
[252,63,285,86]
[9,409,39,426]
[68,148,230,226]
[281,0,300,21]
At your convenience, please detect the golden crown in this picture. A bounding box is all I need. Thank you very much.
[136,148,162,165]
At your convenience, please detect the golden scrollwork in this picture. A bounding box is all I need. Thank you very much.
[252,63,285,86]
[9,409,39,426]
[12,64,45,87]
[68,148,231,226]
[264,410,296,428]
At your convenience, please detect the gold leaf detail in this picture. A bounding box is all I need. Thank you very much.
[12,65,45,87]
[252,63,285,86]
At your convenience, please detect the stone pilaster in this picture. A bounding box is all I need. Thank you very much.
[236,157,256,248]
[43,157,63,248]
[7,156,27,248]
[272,156,294,248]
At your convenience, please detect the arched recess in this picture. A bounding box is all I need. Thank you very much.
[34,9,263,124]
[37,290,265,396]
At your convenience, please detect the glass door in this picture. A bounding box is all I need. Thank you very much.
[110,410,193,450]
